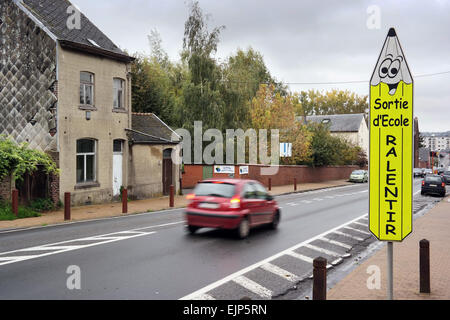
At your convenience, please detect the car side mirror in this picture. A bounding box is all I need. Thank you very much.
[266,194,274,201]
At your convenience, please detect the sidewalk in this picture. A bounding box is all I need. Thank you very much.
[328,194,450,300]
[0,179,353,231]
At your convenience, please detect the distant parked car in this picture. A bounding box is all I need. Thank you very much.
[437,168,445,176]
[413,168,422,178]
[421,175,446,197]
[423,168,433,176]
[442,171,450,185]
[349,170,368,183]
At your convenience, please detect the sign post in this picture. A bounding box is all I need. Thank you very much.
[369,27,413,300]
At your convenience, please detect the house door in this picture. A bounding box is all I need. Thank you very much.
[113,140,123,196]
[162,148,173,195]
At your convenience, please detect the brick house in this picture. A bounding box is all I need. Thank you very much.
[0,0,180,205]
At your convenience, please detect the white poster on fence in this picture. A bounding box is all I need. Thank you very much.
[239,166,249,175]
[214,165,235,174]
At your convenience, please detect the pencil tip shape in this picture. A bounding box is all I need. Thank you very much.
[388,28,396,37]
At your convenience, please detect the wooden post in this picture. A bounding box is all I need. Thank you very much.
[64,192,71,221]
[169,185,174,207]
[420,239,430,294]
[294,178,297,191]
[122,188,128,214]
[268,178,272,191]
[313,257,327,300]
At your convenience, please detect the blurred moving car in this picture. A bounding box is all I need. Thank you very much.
[442,171,450,185]
[421,175,446,197]
[184,179,280,239]
[349,170,368,183]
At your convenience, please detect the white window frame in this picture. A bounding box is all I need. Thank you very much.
[80,72,95,107]
[113,78,125,109]
[76,139,97,183]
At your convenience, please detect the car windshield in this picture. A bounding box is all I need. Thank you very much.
[352,171,364,174]
[194,182,236,198]
[425,176,442,183]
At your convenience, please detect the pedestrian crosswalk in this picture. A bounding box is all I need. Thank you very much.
[181,213,371,300]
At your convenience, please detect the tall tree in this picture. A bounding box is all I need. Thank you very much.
[298,89,368,116]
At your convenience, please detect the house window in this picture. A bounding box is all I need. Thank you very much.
[80,72,94,106]
[113,78,125,109]
[76,139,96,183]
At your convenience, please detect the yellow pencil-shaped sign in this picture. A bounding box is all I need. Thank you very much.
[369,28,413,242]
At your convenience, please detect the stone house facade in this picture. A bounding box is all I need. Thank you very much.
[1,0,180,205]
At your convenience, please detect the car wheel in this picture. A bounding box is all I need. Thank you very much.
[270,211,280,230]
[187,225,199,234]
[421,190,425,195]
[236,218,250,239]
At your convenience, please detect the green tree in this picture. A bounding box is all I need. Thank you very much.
[0,135,59,183]
[298,89,368,117]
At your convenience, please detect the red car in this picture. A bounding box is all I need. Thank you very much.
[184,179,281,239]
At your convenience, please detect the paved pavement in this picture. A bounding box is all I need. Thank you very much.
[0,179,352,231]
[327,192,450,300]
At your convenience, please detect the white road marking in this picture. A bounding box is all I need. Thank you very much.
[286,251,332,269]
[343,226,371,235]
[260,263,300,282]
[196,293,216,300]
[352,221,367,227]
[304,243,341,257]
[180,213,367,300]
[332,230,364,241]
[300,200,312,204]
[319,237,352,250]
[232,276,273,299]
[312,198,324,201]
[0,230,156,266]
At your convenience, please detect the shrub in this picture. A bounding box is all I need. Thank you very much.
[28,198,55,212]
[0,201,41,221]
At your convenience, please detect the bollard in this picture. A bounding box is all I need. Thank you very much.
[11,189,18,217]
[122,188,128,214]
[294,178,297,191]
[169,185,174,207]
[419,239,430,293]
[64,192,71,221]
[268,178,272,191]
[179,178,183,195]
[313,257,327,300]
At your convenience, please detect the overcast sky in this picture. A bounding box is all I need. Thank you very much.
[73,0,450,132]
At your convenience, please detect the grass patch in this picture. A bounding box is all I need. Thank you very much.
[0,201,41,221]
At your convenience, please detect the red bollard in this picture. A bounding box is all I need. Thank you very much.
[420,239,430,293]
[294,178,297,191]
[64,192,71,221]
[122,188,128,214]
[11,189,18,217]
[169,185,174,207]
[313,257,327,300]
[268,178,272,191]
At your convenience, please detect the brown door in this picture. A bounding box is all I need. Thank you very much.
[162,149,173,195]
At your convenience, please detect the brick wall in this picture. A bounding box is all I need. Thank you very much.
[182,164,362,189]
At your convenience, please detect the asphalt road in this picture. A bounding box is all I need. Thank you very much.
[0,179,432,299]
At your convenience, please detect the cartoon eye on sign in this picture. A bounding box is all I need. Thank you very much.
[371,28,412,95]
